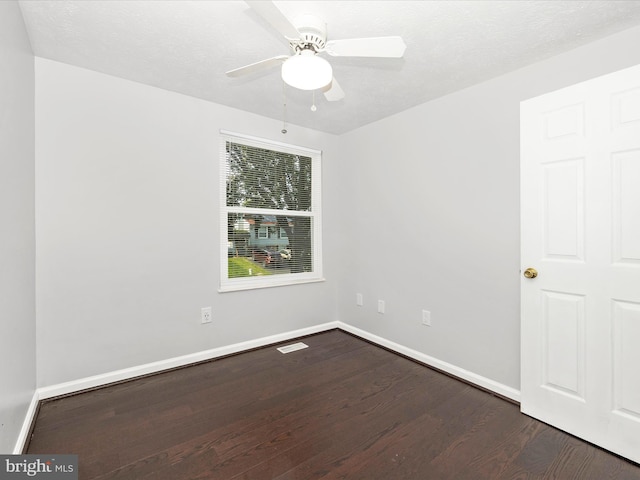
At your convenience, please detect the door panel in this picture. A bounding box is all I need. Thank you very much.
[541,290,585,399]
[543,103,584,139]
[612,300,640,418]
[521,63,640,464]
[613,150,640,263]
[542,159,585,260]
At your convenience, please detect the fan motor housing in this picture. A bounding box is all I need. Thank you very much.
[291,14,327,52]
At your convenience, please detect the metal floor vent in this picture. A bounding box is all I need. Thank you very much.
[277,342,309,354]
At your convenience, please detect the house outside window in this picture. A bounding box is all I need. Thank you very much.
[220,131,323,291]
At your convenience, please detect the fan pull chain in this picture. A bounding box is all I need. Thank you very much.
[311,91,317,112]
[281,81,288,134]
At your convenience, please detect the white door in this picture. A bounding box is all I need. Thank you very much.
[521,63,640,464]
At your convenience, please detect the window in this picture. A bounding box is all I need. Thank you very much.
[220,131,323,291]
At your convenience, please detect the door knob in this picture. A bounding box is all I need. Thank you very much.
[523,267,538,279]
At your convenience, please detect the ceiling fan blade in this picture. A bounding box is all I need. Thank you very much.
[226,55,289,78]
[323,77,345,102]
[245,1,301,41]
[324,36,407,58]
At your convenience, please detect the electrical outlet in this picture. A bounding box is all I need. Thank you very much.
[201,306,212,324]
[422,310,431,326]
[356,293,363,306]
[378,300,385,314]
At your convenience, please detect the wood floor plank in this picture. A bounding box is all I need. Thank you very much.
[26,330,640,479]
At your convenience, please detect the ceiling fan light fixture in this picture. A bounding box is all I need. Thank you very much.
[281,50,332,91]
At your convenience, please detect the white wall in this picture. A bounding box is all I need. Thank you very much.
[338,24,640,390]
[35,58,341,387]
[32,21,640,396]
[0,1,36,453]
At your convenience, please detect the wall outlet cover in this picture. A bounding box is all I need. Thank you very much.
[201,306,212,324]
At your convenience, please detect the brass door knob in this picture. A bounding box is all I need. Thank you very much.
[523,268,538,279]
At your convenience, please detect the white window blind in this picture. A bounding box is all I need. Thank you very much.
[219,131,323,291]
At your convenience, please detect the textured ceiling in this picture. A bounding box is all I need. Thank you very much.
[18,0,640,134]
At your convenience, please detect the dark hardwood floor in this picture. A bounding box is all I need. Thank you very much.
[27,329,640,479]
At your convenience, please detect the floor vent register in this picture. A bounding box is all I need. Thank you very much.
[277,342,309,354]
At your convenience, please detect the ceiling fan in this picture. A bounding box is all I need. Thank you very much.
[226,1,407,102]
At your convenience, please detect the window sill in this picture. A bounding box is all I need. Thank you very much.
[218,277,326,293]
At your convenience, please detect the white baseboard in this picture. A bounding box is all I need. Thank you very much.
[336,321,521,403]
[38,322,340,400]
[36,320,519,405]
[22,320,519,454]
[13,390,40,454]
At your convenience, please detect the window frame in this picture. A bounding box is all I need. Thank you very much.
[219,130,323,292]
